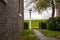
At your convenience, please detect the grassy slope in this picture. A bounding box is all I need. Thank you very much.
[18,30,38,40]
[24,20,46,29]
[38,29,60,37]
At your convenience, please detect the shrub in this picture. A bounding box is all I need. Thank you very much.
[47,17,60,31]
[39,22,41,28]
[24,22,28,29]
[39,22,47,29]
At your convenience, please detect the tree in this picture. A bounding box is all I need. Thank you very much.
[52,0,55,17]
[32,0,60,17]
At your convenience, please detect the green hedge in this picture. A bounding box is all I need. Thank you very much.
[47,17,60,31]
[39,22,47,29]
[24,22,28,29]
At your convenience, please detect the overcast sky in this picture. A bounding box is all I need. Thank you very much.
[24,0,56,20]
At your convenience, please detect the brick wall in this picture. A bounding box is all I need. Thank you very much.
[56,8,60,17]
[0,0,24,40]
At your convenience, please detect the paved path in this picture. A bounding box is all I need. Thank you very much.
[33,29,60,40]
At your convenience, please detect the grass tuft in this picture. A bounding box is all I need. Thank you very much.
[17,29,38,40]
[38,29,60,37]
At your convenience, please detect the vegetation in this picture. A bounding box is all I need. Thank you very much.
[24,20,46,29]
[24,0,60,39]
[40,22,47,29]
[33,0,51,13]
[32,0,60,17]
[24,22,28,29]
[24,20,30,28]
[31,20,41,28]
[47,17,60,31]
[18,30,38,40]
[38,29,60,37]
[22,29,35,35]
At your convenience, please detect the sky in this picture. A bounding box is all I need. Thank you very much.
[24,0,56,20]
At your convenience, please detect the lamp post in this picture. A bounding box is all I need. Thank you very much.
[29,9,32,30]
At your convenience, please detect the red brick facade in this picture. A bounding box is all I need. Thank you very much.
[56,8,60,17]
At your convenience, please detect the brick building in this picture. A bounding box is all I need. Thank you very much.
[56,8,60,17]
[0,0,24,40]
